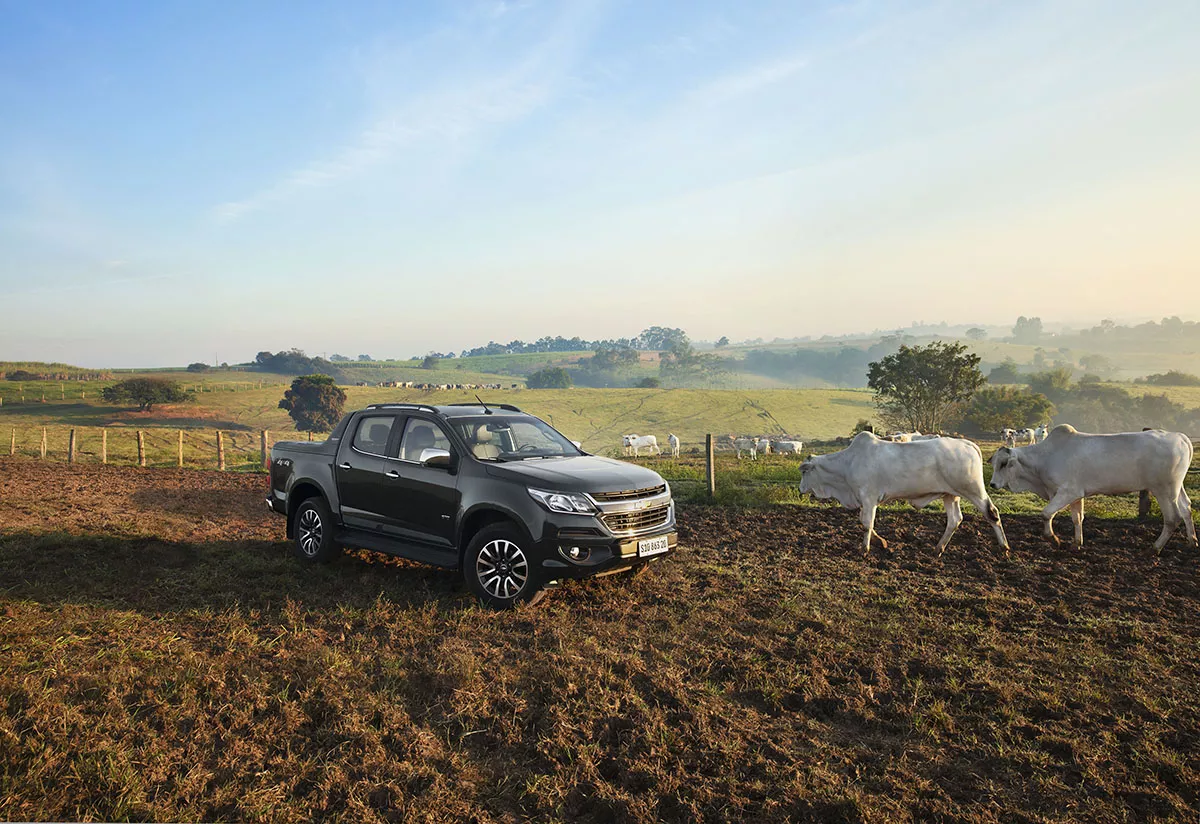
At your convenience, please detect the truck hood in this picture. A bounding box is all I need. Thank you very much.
[484,455,667,495]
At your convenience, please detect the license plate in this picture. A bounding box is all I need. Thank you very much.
[637,535,670,557]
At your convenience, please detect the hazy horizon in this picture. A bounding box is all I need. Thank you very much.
[3,1,1199,368]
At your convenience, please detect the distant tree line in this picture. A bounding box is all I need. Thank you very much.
[254,349,343,379]
[457,326,691,358]
[739,337,905,387]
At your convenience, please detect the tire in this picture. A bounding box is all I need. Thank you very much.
[464,524,547,609]
[292,497,340,563]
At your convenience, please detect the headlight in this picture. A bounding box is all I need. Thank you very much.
[528,488,598,515]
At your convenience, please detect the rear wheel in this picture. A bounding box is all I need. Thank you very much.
[292,497,340,563]
[465,524,546,609]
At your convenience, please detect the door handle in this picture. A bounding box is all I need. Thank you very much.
[339,462,352,470]
[385,470,400,479]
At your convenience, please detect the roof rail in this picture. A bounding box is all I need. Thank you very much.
[445,402,523,413]
[364,402,441,414]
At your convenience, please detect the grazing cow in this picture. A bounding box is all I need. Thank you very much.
[1016,428,1037,445]
[774,440,804,455]
[757,437,772,455]
[622,434,659,456]
[1033,424,1049,442]
[1001,428,1017,447]
[668,433,680,457]
[734,438,758,460]
[799,432,1010,555]
[990,425,1197,553]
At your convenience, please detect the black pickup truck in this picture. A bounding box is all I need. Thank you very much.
[267,402,677,608]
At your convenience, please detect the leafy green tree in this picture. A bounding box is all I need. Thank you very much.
[526,367,573,389]
[186,362,211,372]
[102,378,192,412]
[1012,316,1043,345]
[421,355,441,370]
[964,387,1055,433]
[866,341,985,433]
[636,377,661,388]
[278,374,346,432]
[965,327,987,341]
[1078,353,1114,378]
[1027,367,1074,402]
[637,326,689,351]
[715,336,730,348]
[358,354,372,361]
[987,358,1021,384]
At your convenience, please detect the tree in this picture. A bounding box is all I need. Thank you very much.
[987,358,1021,384]
[635,377,661,388]
[866,341,985,433]
[1026,367,1074,402]
[637,326,689,351]
[358,354,372,362]
[329,354,350,362]
[965,327,987,341]
[715,336,730,348]
[421,355,441,370]
[186,362,211,372]
[279,374,346,432]
[5,370,42,381]
[101,378,192,412]
[1012,316,1044,345]
[963,387,1055,433]
[1078,353,1114,378]
[527,367,573,389]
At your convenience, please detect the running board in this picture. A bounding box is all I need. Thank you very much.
[334,528,460,569]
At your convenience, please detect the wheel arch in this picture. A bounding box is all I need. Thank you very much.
[457,506,529,564]
[286,481,327,538]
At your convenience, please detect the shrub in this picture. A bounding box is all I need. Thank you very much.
[186,362,211,373]
[636,377,661,388]
[963,386,1055,433]
[278,374,346,433]
[101,378,192,412]
[527,367,573,389]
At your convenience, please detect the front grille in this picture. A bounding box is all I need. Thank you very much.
[591,484,667,502]
[601,504,671,535]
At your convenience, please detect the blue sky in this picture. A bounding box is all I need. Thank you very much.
[2,0,1199,367]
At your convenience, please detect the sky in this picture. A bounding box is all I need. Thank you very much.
[1,0,1199,367]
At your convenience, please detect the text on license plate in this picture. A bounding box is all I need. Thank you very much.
[637,535,670,557]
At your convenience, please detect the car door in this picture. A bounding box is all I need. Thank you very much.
[336,413,399,532]
[379,416,461,550]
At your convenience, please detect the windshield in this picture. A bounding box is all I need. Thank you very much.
[453,416,582,460]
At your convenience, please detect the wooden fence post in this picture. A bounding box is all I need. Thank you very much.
[137,431,146,467]
[706,434,716,498]
[217,431,225,471]
[178,430,184,467]
[68,429,76,463]
[101,428,107,464]
[9,428,14,456]
[40,428,47,460]
[261,430,269,471]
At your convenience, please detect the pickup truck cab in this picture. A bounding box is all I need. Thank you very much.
[267,402,677,608]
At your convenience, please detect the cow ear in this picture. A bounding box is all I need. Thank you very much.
[800,460,814,472]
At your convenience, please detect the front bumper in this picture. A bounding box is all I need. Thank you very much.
[533,504,678,582]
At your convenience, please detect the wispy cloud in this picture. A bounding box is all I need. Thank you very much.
[686,55,810,105]
[213,3,594,224]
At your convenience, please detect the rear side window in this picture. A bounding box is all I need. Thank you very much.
[352,416,396,456]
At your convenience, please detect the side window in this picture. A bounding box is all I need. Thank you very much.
[351,416,396,456]
[396,418,452,462]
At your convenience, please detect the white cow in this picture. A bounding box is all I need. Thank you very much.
[990,425,1196,552]
[622,434,659,456]
[774,440,804,455]
[911,434,942,441]
[1001,428,1017,448]
[756,437,772,455]
[667,433,680,457]
[733,438,758,460]
[799,432,1010,555]
[1033,424,1049,442]
[1016,428,1037,445]
[888,432,921,443]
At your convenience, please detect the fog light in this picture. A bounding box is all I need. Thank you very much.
[559,545,591,562]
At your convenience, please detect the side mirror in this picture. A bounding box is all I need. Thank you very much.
[419,447,453,470]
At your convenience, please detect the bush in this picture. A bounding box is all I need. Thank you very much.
[4,370,43,381]
[527,367,573,389]
[186,362,211,373]
[963,386,1055,433]
[278,374,346,433]
[636,377,661,388]
[101,378,192,412]
[987,358,1021,384]
[1139,371,1200,387]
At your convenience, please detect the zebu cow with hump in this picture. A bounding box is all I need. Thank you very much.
[990,424,1196,553]
[800,431,1010,555]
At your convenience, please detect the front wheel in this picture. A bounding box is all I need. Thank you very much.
[292,497,340,563]
[465,524,546,609]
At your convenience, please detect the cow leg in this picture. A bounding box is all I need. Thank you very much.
[1041,491,1077,546]
[1179,487,1197,546]
[1069,498,1084,547]
[966,493,1010,556]
[860,502,881,554]
[1152,487,1183,554]
[935,496,963,556]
